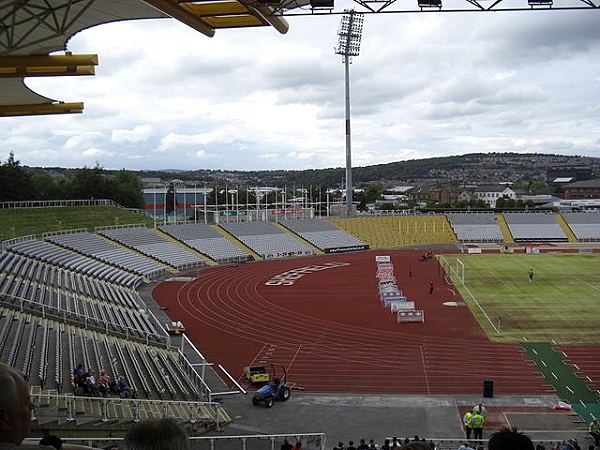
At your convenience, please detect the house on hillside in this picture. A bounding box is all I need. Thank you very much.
[563,179,600,199]
[474,185,516,208]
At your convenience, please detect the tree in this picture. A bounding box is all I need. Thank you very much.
[111,170,145,208]
[0,152,35,201]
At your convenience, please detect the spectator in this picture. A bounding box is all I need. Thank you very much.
[98,371,111,397]
[488,427,534,450]
[391,438,400,449]
[115,376,132,398]
[86,370,98,397]
[536,444,546,450]
[399,443,429,450]
[381,439,391,450]
[39,436,63,449]
[458,443,474,450]
[347,441,357,450]
[357,439,369,450]
[292,441,302,450]
[124,418,189,450]
[369,439,378,450]
[0,363,34,447]
[333,442,345,450]
[281,439,293,450]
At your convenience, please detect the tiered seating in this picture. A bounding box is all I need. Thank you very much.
[0,306,200,401]
[503,212,567,242]
[561,211,600,241]
[220,221,313,259]
[46,232,166,279]
[446,212,504,242]
[98,226,204,270]
[159,223,251,263]
[0,252,160,339]
[330,216,457,248]
[280,219,368,252]
[4,240,142,288]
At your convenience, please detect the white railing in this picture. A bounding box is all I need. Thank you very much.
[30,392,227,426]
[0,199,118,209]
[24,433,327,450]
[1,234,36,251]
[41,228,87,238]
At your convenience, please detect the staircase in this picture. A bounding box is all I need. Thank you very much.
[495,213,514,243]
[554,215,578,242]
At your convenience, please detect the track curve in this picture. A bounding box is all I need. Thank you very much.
[153,250,549,395]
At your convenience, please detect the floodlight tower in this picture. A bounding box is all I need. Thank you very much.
[335,10,364,217]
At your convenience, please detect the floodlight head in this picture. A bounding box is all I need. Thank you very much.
[334,10,364,58]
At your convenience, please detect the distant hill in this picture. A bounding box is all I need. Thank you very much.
[29,153,600,187]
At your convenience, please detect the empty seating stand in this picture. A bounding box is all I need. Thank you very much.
[280,219,368,253]
[561,211,600,241]
[0,252,162,340]
[503,212,567,242]
[220,221,314,259]
[46,232,166,280]
[446,212,504,242]
[98,226,204,271]
[5,240,142,288]
[159,223,251,263]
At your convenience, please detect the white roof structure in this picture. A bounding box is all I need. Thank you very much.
[0,0,295,117]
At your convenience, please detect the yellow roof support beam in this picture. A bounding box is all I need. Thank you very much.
[0,54,98,78]
[0,102,84,117]
[143,0,216,37]
[181,2,252,16]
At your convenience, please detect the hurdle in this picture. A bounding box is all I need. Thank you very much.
[397,310,425,323]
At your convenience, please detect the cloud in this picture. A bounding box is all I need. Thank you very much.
[63,132,106,150]
[1,12,599,171]
[112,124,153,143]
[83,148,113,157]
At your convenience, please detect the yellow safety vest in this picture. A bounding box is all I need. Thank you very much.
[472,413,484,428]
[463,412,473,427]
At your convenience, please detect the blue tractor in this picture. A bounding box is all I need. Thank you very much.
[251,364,291,408]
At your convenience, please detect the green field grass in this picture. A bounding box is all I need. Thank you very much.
[439,253,600,344]
[0,206,154,242]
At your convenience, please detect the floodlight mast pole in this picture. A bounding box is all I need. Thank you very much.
[335,10,363,217]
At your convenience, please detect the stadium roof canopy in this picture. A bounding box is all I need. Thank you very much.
[0,0,295,118]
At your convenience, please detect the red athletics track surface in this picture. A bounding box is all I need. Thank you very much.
[152,250,549,395]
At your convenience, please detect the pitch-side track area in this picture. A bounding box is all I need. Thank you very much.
[152,251,549,395]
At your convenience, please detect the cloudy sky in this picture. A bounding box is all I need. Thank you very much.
[2,3,600,171]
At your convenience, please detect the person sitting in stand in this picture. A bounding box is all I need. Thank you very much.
[98,370,111,397]
[115,376,132,398]
[86,370,99,396]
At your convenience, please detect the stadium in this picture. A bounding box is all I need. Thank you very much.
[2,1,600,450]
[1,199,600,449]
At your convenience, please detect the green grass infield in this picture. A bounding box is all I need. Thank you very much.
[439,253,600,344]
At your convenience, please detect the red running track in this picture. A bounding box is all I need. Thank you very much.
[153,250,549,395]
[558,345,600,393]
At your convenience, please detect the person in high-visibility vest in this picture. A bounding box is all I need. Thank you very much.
[463,410,474,440]
[590,419,600,446]
[473,402,487,418]
[471,410,485,441]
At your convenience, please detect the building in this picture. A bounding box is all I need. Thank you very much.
[563,179,600,199]
[474,185,516,208]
